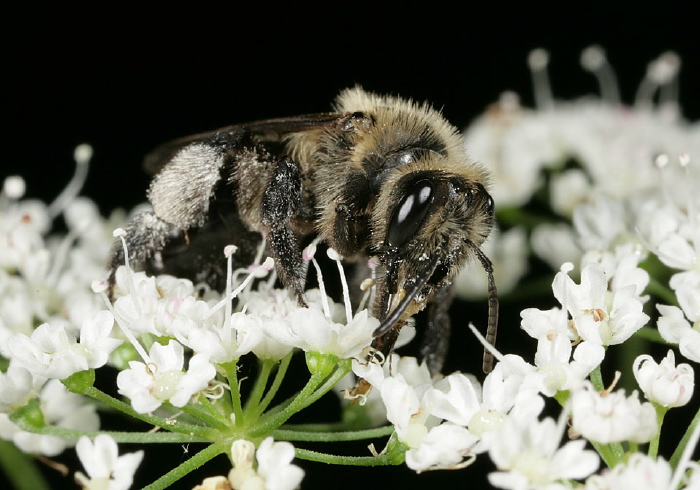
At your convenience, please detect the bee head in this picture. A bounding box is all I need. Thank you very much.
[371,167,497,365]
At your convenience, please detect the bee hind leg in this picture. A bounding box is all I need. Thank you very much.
[106,210,180,299]
[261,156,308,306]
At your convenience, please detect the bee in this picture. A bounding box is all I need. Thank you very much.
[108,87,498,376]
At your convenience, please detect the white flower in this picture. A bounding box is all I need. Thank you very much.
[175,311,265,364]
[383,374,480,472]
[582,244,649,297]
[347,354,430,425]
[572,195,627,252]
[242,289,328,360]
[7,311,121,379]
[157,294,212,338]
[426,372,483,427]
[77,310,123,368]
[243,288,344,324]
[488,403,599,489]
[636,199,684,251]
[353,354,482,471]
[0,379,99,456]
[265,306,378,359]
[0,199,51,271]
[227,439,258,489]
[192,476,230,490]
[112,271,161,336]
[537,328,604,395]
[570,381,658,444]
[553,261,649,346]
[657,304,700,363]
[633,350,694,407]
[116,340,216,413]
[583,453,673,490]
[549,168,591,217]
[520,306,605,395]
[469,357,540,437]
[254,437,305,490]
[404,422,477,471]
[356,355,482,471]
[74,434,144,490]
[463,97,560,208]
[227,437,304,490]
[112,268,199,338]
[0,362,44,413]
[671,271,700,323]
[8,321,86,379]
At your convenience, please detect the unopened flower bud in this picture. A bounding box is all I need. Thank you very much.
[633,350,694,408]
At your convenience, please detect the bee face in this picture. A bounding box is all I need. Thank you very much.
[370,162,495,336]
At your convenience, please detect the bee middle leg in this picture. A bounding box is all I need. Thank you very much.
[261,156,308,306]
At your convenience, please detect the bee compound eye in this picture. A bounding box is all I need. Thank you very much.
[386,180,434,249]
[486,193,495,215]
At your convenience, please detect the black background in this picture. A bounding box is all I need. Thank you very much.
[3,3,699,489]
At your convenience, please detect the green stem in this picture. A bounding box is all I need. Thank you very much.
[197,393,230,427]
[296,362,352,412]
[9,419,209,444]
[670,402,700,469]
[221,361,244,426]
[251,360,351,437]
[274,425,395,442]
[589,364,605,391]
[0,439,50,490]
[294,447,400,466]
[250,373,325,436]
[80,385,214,439]
[252,352,293,419]
[610,442,625,465]
[243,359,274,420]
[178,401,229,432]
[142,442,227,490]
[590,441,620,468]
[648,405,668,459]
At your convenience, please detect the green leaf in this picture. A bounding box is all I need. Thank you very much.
[61,369,95,393]
[9,398,44,429]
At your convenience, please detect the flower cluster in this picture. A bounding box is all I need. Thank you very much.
[2,46,700,489]
[453,46,700,488]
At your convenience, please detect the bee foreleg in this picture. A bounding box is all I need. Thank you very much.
[261,156,307,306]
[420,284,454,376]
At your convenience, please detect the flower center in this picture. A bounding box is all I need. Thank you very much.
[512,450,549,483]
[468,408,506,437]
[150,370,184,401]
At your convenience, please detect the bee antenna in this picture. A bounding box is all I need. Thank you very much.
[470,244,499,374]
[372,252,441,338]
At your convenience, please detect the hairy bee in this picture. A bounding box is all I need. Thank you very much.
[108,87,498,375]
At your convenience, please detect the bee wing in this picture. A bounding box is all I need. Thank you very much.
[143,113,341,175]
